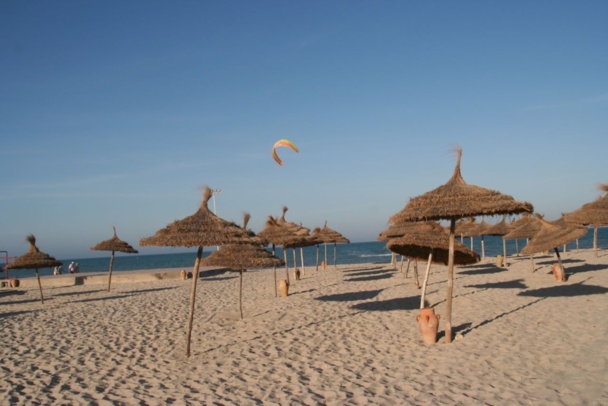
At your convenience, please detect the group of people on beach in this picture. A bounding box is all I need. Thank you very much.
[53,261,80,275]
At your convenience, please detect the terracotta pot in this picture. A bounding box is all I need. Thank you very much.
[9,278,20,288]
[496,255,504,267]
[278,279,289,297]
[551,263,566,282]
[416,307,440,345]
[180,270,187,280]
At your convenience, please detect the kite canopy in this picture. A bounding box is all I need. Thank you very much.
[272,139,299,166]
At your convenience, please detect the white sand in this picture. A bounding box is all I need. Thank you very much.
[1,249,607,404]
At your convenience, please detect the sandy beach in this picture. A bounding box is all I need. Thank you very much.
[1,249,607,405]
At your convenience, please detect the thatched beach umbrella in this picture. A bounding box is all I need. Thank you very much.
[503,214,544,271]
[258,215,306,289]
[521,216,587,280]
[455,217,477,246]
[564,184,608,257]
[201,214,284,319]
[386,221,480,309]
[140,186,255,357]
[90,226,138,292]
[6,235,62,304]
[278,206,315,278]
[312,221,350,269]
[389,148,533,342]
[479,216,511,261]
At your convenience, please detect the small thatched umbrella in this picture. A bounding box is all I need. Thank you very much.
[386,221,480,309]
[503,214,545,271]
[278,206,315,278]
[6,235,62,304]
[564,184,608,257]
[90,226,138,292]
[389,148,533,342]
[479,216,511,262]
[455,217,477,246]
[140,186,255,357]
[258,215,306,289]
[467,219,491,261]
[201,214,284,319]
[312,221,350,269]
[521,216,587,281]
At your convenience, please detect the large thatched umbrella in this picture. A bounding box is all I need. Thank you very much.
[201,214,284,319]
[564,184,608,257]
[389,148,533,342]
[521,216,587,280]
[479,216,511,261]
[6,234,62,304]
[90,226,138,292]
[312,221,350,269]
[386,221,480,309]
[140,186,255,357]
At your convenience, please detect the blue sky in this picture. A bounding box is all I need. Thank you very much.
[1,1,607,259]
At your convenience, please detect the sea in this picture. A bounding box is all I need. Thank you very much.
[3,227,607,279]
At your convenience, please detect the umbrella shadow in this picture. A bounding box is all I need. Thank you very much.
[517,281,608,298]
[458,267,507,276]
[316,289,384,303]
[290,288,317,296]
[0,309,38,319]
[563,263,607,275]
[464,279,528,290]
[343,266,389,275]
[456,296,546,337]
[344,269,395,282]
[350,295,419,312]
[53,289,106,298]
[536,258,584,266]
[71,286,179,304]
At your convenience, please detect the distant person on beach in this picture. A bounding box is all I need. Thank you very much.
[68,261,80,274]
[53,265,62,275]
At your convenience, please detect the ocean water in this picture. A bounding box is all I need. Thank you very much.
[3,227,607,279]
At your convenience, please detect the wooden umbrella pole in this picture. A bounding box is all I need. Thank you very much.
[324,242,328,270]
[185,246,203,357]
[530,255,535,272]
[283,248,289,283]
[316,245,319,272]
[333,242,337,268]
[35,269,44,304]
[413,260,420,289]
[107,250,115,292]
[420,252,433,309]
[399,256,405,273]
[445,219,456,343]
[502,238,507,266]
[292,249,297,280]
[594,227,598,258]
[300,247,305,278]
[405,257,412,277]
[481,236,486,262]
[239,270,244,320]
[272,244,277,298]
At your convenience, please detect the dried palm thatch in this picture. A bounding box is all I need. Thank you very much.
[139,186,257,357]
[201,213,284,319]
[311,221,350,269]
[388,148,533,343]
[503,214,544,240]
[277,206,317,279]
[6,234,62,304]
[563,184,608,257]
[478,216,512,260]
[90,226,138,292]
[258,215,307,286]
[386,221,479,310]
[521,217,587,280]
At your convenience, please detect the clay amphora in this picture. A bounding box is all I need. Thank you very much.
[496,255,504,267]
[551,263,566,282]
[416,307,440,345]
[278,279,289,297]
[180,270,187,280]
[9,278,20,288]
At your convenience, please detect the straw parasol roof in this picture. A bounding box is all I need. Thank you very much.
[201,213,284,319]
[521,217,587,256]
[480,216,511,237]
[388,148,533,343]
[311,221,350,269]
[139,186,257,357]
[386,222,480,266]
[503,214,544,240]
[563,184,608,257]
[6,234,62,304]
[91,226,138,292]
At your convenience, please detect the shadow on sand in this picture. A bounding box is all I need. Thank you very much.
[316,289,384,303]
[350,295,419,312]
